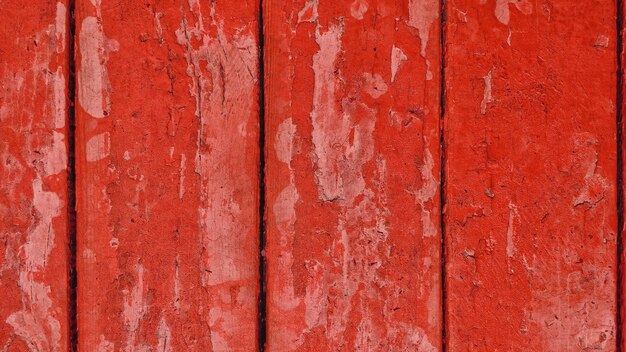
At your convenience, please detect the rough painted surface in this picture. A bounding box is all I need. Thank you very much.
[445,0,618,350]
[75,0,260,350]
[265,1,442,350]
[0,1,70,351]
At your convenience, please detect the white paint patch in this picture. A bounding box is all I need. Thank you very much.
[83,248,97,263]
[153,11,164,45]
[275,118,297,164]
[362,73,388,99]
[53,69,66,128]
[173,257,181,312]
[310,25,344,201]
[78,16,119,118]
[97,335,115,352]
[410,145,439,238]
[176,11,260,337]
[304,260,326,328]
[273,118,301,311]
[595,35,609,48]
[44,131,67,176]
[55,2,66,53]
[572,148,609,208]
[123,263,146,351]
[298,0,319,23]
[6,275,62,352]
[507,27,513,46]
[506,202,519,258]
[480,69,493,115]
[179,154,186,199]
[86,132,110,162]
[425,60,433,81]
[350,0,369,20]
[390,46,408,83]
[495,0,533,25]
[25,179,62,271]
[407,0,439,57]
[157,317,172,352]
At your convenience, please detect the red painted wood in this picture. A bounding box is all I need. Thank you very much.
[264,1,442,350]
[75,0,260,350]
[445,0,618,350]
[0,1,70,351]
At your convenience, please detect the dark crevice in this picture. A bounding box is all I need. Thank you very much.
[67,0,78,350]
[439,0,447,351]
[617,0,623,350]
[257,0,267,351]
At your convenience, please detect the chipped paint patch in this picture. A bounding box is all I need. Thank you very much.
[409,144,439,238]
[407,0,439,57]
[362,73,388,99]
[506,202,518,259]
[350,0,369,20]
[86,132,111,162]
[495,0,533,25]
[391,45,408,83]
[480,69,493,115]
[44,131,68,176]
[298,0,319,23]
[78,15,119,118]
[178,154,186,199]
[123,263,146,351]
[157,318,172,352]
[55,3,67,53]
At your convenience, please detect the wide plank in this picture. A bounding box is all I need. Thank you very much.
[264,0,443,350]
[445,0,618,350]
[0,1,70,351]
[75,0,261,350]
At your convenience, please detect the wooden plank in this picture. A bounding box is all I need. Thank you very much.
[445,0,618,350]
[75,0,260,350]
[264,1,442,350]
[0,1,70,351]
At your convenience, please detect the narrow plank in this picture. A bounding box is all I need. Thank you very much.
[75,0,260,350]
[445,0,618,350]
[265,0,442,350]
[0,1,70,351]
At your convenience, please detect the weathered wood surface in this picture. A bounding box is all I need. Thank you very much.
[0,1,70,351]
[75,0,261,350]
[445,0,618,350]
[264,0,442,350]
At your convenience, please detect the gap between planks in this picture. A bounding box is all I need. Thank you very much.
[439,0,448,350]
[616,0,624,350]
[66,0,78,350]
[258,0,268,351]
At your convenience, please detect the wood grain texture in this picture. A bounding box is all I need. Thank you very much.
[0,1,70,351]
[264,0,442,350]
[75,0,260,350]
[445,0,618,350]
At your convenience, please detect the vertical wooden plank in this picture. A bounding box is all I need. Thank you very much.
[265,0,442,350]
[445,0,618,350]
[75,0,260,350]
[0,1,70,351]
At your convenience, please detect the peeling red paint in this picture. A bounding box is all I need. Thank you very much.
[265,1,442,350]
[76,0,260,350]
[0,1,70,351]
[445,0,618,350]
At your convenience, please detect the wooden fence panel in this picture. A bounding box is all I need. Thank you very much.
[445,0,618,350]
[264,0,443,350]
[75,0,261,350]
[0,1,70,351]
